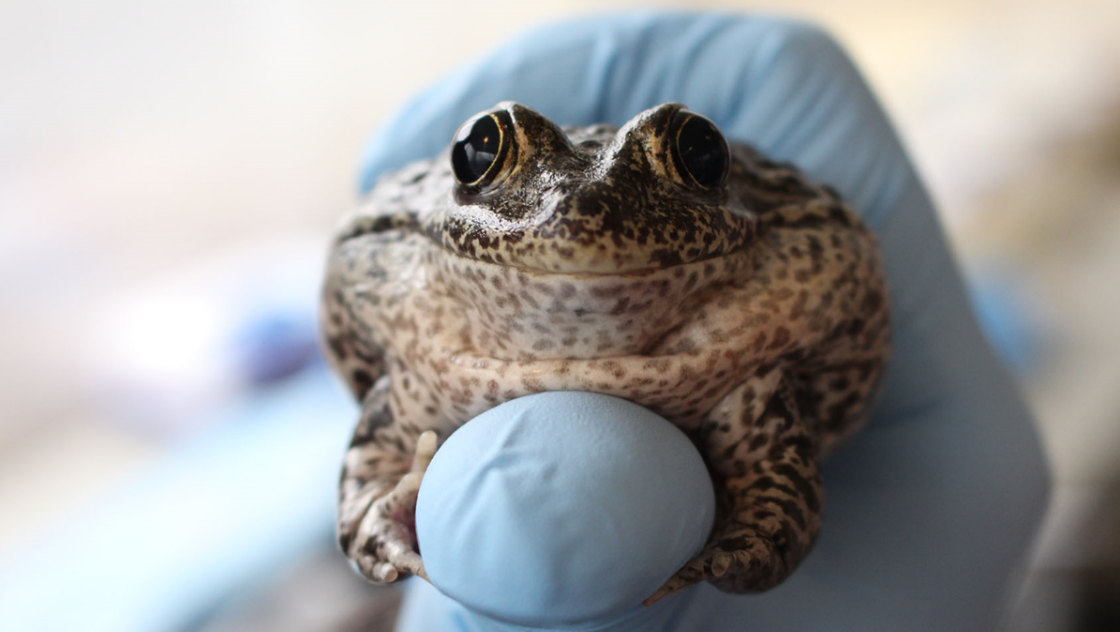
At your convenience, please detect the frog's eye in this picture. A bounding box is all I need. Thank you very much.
[669,110,730,189]
[451,111,514,188]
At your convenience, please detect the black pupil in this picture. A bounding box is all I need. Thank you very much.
[452,115,501,184]
[675,113,728,188]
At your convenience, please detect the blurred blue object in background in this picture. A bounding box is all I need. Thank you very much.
[84,237,329,438]
[233,310,323,387]
[0,365,355,632]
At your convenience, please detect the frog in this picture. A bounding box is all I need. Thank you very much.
[321,102,890,606]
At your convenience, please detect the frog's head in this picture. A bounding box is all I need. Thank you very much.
[390,103,766,358]
[421,102,758,275]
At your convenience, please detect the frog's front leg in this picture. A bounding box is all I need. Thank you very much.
[646,378,821,605]
[339,376,439,584]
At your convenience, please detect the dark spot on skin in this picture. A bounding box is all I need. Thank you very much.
[861,290,883,313]
[360,536,379,556]
[769,327,791,350]
[650,248,684,267]
[352,369,374,396]
[772,462,821,513]
[748,434,769,452]
[327,336,348,360]
[755,494,807,531]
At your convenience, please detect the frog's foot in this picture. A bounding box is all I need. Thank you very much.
[347,431,438,584]
[643,380,826,606]
[643,528,781,606]
[643,450,823,606]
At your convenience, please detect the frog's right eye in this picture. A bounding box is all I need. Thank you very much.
[668,109,730,190]
[451,111,514,189]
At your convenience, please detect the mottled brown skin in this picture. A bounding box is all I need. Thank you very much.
[321,102,890,604]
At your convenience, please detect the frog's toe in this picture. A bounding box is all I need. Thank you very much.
[706,531,785,593]
[350,518,421,584]
[412,430,438,472]
[384,543,426,580]
[389,471,424,504]
[373,561,399,583]
[345,475,427,584]
[643,557,707,606]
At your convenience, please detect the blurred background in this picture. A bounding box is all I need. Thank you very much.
[1,1,1118,630]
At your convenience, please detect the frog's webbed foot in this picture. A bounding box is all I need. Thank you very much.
[645,382,822,606]
[343,428,438,584]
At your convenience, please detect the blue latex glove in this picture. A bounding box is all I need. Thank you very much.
[360,12,1050,631]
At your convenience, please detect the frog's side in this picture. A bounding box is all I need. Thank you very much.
[321,102,889,603]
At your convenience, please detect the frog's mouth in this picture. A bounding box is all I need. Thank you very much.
[417,209,759,277]
[334,211,421,244]
[334,200,758,277]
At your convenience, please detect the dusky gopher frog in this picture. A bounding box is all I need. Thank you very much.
[321,102,889,604]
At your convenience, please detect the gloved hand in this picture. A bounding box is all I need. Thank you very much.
[359,12,1050,631]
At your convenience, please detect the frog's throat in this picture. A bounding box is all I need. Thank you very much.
[422,242,757,359]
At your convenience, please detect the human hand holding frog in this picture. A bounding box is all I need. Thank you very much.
[348,12,1049,631]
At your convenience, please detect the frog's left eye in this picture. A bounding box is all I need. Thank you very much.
[451,110,514,189]
[669,110,730,189]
